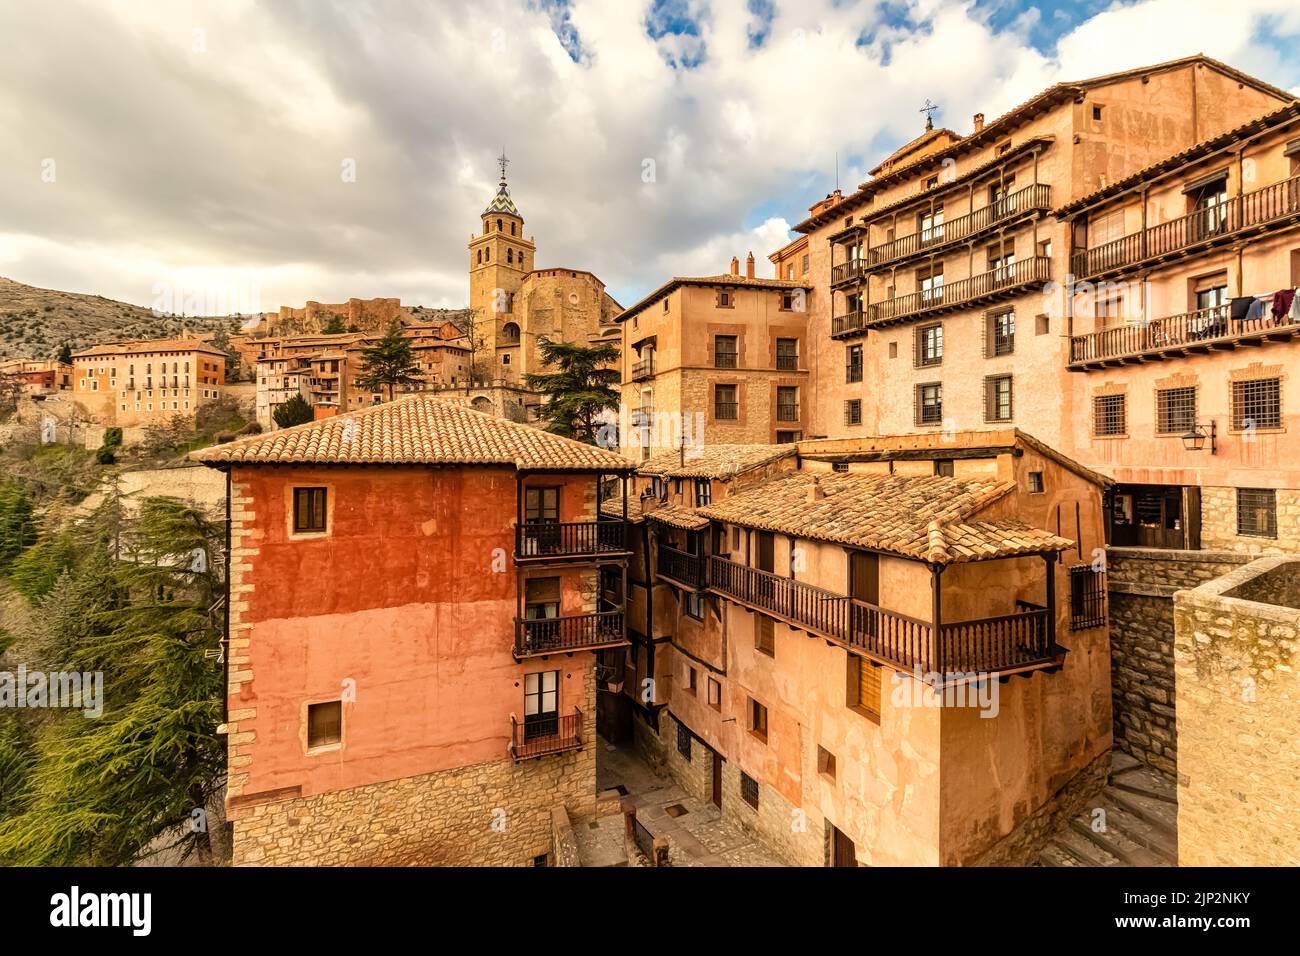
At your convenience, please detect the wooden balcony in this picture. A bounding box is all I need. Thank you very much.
[831,310,866,339]
[831,259,867,288]
[631,357,655,381]
[510,708,583,761]
[515,610,627,659]
[706,556,1057,679]
[1069,305,1300,370]
[657,544,705,589]
[515,520,629,561]
[867,183,1053,271]
[866,256,1052,328]
[1071,175,1300,281]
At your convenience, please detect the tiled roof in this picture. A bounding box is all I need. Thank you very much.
[74,338,228,358]
[616,275,812,323]
[484,181,520,216]
[697,472,1072,564]
[638,444,798,479]
[190,394,635,471]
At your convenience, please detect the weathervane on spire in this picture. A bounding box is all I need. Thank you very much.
[497,149,509,184]
[920,99,938,131]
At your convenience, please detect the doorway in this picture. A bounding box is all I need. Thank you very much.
[827,822,857,867]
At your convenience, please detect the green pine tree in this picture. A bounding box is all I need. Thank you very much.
[272,394,314,429]
[356,320,421,402]
[524,339,620,444]
[55,342,73,365]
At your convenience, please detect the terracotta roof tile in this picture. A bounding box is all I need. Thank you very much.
[697,472,1072,564]
[190,394,635,471]
[638,444,798,479]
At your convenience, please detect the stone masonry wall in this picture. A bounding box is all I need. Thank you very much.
[1106,547,1248,776]
[1202,487,1300,554]
[1174,556,1300,866]
[230,671,598,866]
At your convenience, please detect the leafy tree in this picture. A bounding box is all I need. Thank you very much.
[0,497,226,865]
[356,320,421,402]
[524,339,620,443]
[55,342,73,365]
[273,394,314,429]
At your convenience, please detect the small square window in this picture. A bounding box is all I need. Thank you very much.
[1027,471,1045,494]
[740,771,759,809]
[755,616,775,657]
[707,677,722,711]
[307,700,342,750]
[684,591,704,620]
[888,342,899,359]
[817,746,836,780]
[293,487,328,533]
[1035,313,1050,335]
[1092,105,1103,122]
[844,399,862,426]
[1236,488,1277,538]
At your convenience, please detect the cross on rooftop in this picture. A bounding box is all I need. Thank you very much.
[497,150,509,183]
[920,99,938,131]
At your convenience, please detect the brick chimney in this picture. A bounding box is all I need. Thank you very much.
[745,251,755,278]
[973,112,985,133]
[807,475,825,502]
[730,255,740,276]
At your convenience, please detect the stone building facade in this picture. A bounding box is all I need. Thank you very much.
[72,338,228,426]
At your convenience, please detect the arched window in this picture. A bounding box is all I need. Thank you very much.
[510,222,516,236]
[476,249,482,264]
[486,247,490,262]
[502,322,520,343]
[497,218,503,231]
[507,248,513,264]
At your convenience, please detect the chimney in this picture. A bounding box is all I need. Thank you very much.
[807,475,825,502]
[973,112,985,133]
[745,251,755,278]
[730,255,740,276]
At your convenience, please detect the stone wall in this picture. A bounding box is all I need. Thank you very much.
[1201,486,1300,554]
[1174,556,1300,866]
[1106,547,1249,776]
[550,806,580,867]
[230,742,596,866]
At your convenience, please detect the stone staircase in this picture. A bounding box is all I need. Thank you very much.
[1036,752,1178,866]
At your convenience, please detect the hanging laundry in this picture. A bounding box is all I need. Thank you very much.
[1290,287,1300,324]
[1245,298,1268,323]
[1271,288,1295,320]
[1230,296,1254,322]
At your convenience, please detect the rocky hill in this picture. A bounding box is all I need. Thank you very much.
[0,276,242,359]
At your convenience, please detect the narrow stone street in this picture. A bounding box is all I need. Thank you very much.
[572,736,785,867]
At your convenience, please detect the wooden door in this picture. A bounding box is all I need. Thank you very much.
[1183,486,1202,551]
[756,531,775,572]
[828,823,856,867]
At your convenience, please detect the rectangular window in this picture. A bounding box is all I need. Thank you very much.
[684,591,704,620]
[817,746,836,780]
[845,344,863,383]
[524,577,561,620]
[307,700,342,749]
[916,383,942,426]
[844,399,862,426]
[934,459,954,477]
[714,384,738,420]
[740,771,759,809]
[523,670,560,741]
[847,656,881,723]
[707,677,722,711]
[524,486,559,523]
[1236,488,1277,538]
[687,666,698,695]
[676,722,692,761]
[915,323,943,367]
[1231,377,1281,430]
[694,478,711,506]
[1027,471,1045,494]
[749,698,768,741]
[1093,394,1126,437]
[1156,387,1197,435]
[776,386,799,422]
[986,310,1015,356]
[714,335,738,368]
[293,487,328,533]
[775,338,799,370]
[985,375,1013,422]
[755,616,774,657]
[717,290,733,309]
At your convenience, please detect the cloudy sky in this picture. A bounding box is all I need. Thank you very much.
[2,0,1299,315]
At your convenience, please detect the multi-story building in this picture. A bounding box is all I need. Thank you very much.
[192,394,635,865]
[0,358,72,396]
[72,338,227,426]
[611,431,1113,865]
[616,254,813,460]
[1059,99,1300,553]
[793,55,1292,447]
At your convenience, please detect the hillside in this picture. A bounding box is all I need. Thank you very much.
[0,276,242,359]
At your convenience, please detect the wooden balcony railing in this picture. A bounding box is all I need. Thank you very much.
[868,183,1053,269]
[510,707,583,760]
[1069,304,1300,368]
[1072,174,1300,280]
[657,544,705,588]
[831,259,867,287]
[631,357,655,381]
[516,520,627,559]
[516,610,626,657]
[831,310,866,338]
[706,556,1057,677]
[867,256,1052,327]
